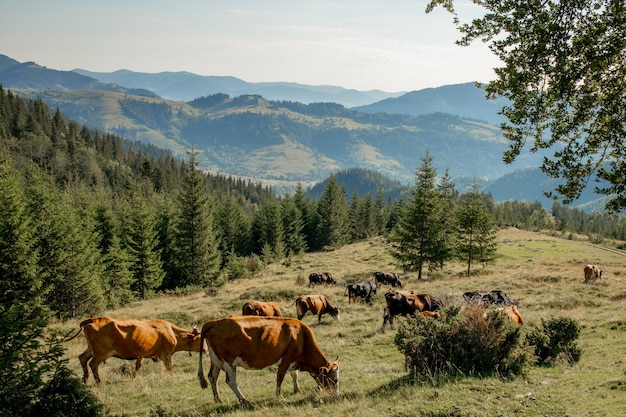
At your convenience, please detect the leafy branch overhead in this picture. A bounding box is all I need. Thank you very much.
[428,0,626,212]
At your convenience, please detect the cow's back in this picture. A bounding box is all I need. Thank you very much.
[203,316,311,368]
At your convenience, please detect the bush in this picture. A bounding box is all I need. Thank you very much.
[0,304,105,417]
[526,316,581,365]
[394,305,529,382]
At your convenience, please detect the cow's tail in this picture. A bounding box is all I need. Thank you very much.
[61,318,93,342]
[197,323,212,389]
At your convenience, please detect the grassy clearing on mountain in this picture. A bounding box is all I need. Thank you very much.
[53,228,626,416]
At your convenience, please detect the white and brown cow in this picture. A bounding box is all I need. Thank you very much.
[242,300,282,317]
[197,316,339,405]
[288,294,340,323]
[583,264,603,283]
[63,316,205,384]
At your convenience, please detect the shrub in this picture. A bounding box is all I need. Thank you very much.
[394,305,529,383]
[0,304,105,417]
[526,316,581,365]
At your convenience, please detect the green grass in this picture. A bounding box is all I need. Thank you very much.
[53,228,626,416]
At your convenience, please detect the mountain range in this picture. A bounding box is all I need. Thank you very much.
[0,54,605,210]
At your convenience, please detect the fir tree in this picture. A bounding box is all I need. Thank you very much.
[281,193,307,256]
[172,151,221,288]
[388,152,451,279]
[125,194,165,299]
[456,182,498,276]
[317,175,350,250]
[0,156,42,313]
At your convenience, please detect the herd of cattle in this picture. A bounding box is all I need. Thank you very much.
[64,265,602,405]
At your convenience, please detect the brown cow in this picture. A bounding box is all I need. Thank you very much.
[383,289,441,327]
[584,264,603,283]
[197,316,339,405]
[287,295,340,323]
[499,304,524,325]
[63,317,205,384]
[242,300,282,317]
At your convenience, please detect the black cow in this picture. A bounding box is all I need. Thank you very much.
[374,272,404,288]
[344,280,378,304]
[383,290,441,327]
[463,290,518,306]
[308,272,336,287]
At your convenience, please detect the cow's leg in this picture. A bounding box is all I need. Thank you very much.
[162,355,173,372]
[89,356,103,384]
[208,362,224,403]
[290,370,301,394]
[132,357,144,379]
[79,349,92,383]
[223,364,249,405]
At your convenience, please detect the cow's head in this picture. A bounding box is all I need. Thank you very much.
[329,306,340,320]
[316,360,339,394]
[182,325,207,353]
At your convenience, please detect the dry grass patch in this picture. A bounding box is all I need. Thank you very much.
[52,228,626,416]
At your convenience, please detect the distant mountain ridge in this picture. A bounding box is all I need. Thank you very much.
[72,68,403,108]
[0,53,608,210]
[354,82,509,126]
[0,54,156,97]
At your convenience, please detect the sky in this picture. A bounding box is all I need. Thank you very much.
[2,0,502,92]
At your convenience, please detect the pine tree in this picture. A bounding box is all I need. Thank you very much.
[0,156,42,313]
[294,183,320,251]
[388,152,451,279]
[125,195,165,299]
[215,193,251,257]
[317,175,350,250]
[172,151,221,288]
[251,197,285,260]
[456,182,498,276]
[31,183,105,318]
[281,193,307,256]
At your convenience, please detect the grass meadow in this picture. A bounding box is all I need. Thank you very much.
[53,228,626,416]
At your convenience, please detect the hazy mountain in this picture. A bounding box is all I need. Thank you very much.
[353,82,509,126]
[73,68,403,107]
[0,54,157,97]
[1,53,608,210]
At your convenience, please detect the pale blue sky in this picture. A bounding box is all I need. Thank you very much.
[2,0,500,92]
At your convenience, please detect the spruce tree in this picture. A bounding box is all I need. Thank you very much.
[125,195,165,299]
[173,151,221,288]
[317,175,350,250]
[281,193,307,256]
[456,182,498,276]
[388,152,450,279]
[0,156,42,313]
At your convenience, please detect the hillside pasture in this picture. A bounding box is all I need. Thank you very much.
[55,228,626,416]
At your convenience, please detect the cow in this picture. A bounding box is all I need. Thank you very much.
[242,300,282,317]
[197,316,339,405]
[374,272,404,288]
[287,295,340,323]
[583,264,603,283]
[382,290,441,328]
[463,290,519,307]
[344,280,377,304]
[308,272,336,287]
[63,316,205,384]
[499,304,524,325]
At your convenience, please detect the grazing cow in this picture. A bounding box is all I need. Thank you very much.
[242,300,282,317]
[463,290,518,306]
[374,272,404,288]
[197,316,339,404]
[383,290,441,327]
[583,264,603,283]
[308,272,336,287]
[287,295,340,323]
[344,280,378,304]
[63,317,205,384]
[499,304,524,325]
